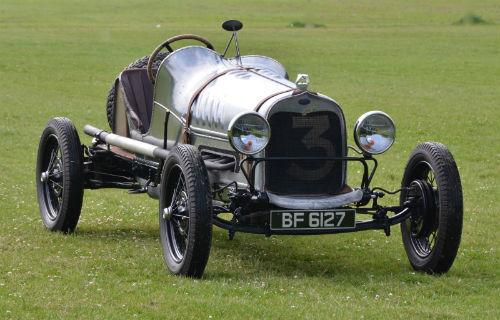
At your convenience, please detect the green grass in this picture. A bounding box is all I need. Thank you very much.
[1,0,499,318]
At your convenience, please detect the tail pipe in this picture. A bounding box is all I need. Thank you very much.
[83,125,169,160]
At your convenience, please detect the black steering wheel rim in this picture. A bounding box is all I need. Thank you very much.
[147,34,214,84]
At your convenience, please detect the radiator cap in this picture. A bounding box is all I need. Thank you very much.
[295,74,310,90]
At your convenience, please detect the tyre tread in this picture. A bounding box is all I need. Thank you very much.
[159,144,212,278]
[401,142,463,274]
[37,117,84,233]
[176,145,213,277]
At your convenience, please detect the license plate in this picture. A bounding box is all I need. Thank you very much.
[270,209,356,230]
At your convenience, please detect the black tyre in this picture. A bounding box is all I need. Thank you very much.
[36,117,84,233]
[400,142,463,274]
[106,52,169,130]
[159,145,213,277]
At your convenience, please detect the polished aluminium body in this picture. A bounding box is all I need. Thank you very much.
[147,46,360,208]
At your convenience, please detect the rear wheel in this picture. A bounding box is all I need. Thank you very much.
[400,142,463,274]
[36,117,84,233]
[106,52,169,130]
[159,145,212,277]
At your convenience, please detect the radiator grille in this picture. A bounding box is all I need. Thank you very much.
[265,111,345,195]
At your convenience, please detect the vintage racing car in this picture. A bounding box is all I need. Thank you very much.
[36,20,463,277]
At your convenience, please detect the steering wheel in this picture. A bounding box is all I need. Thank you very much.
[147,34,215,84]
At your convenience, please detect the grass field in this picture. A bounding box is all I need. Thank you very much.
[1,0,499,318]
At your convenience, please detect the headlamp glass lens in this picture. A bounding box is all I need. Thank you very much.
[229,113,270,155]
[355,112,395,154]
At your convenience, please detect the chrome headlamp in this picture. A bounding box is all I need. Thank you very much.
[228,112,270,155]
[354,111,395,155]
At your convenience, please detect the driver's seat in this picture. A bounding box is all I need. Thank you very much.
[113,68,157,136]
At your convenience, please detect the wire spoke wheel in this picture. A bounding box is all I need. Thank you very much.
[404,169,439,258]
[159,145,212,278]
[162,165,190,263]
[400,142,463,274]
[36,118,84,233]
[40,135,64,220]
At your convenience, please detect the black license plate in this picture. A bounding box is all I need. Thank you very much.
[270,209,356,230]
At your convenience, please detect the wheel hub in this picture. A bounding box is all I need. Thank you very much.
[407,180,437,238]
[163,191,188,221]
[41,171,49,183]
[163,207,174,221]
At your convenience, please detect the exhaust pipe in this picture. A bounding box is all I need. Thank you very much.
[83,125,169,160]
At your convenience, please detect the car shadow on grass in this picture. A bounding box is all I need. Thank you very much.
[72,223,408,281]
[207,228,408,280]
[74,224,159,241]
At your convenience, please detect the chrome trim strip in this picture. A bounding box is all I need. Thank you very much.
[153,100,169,111]
[247,68,295,89]
[191,126,227,139]
[154,101,228,141]
[154,101,185,124]
[190,131,228,142]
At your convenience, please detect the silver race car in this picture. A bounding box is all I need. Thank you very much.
[36,20,463,278]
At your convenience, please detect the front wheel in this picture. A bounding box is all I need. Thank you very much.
[400,142,463,274]
[159,145,212,278]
